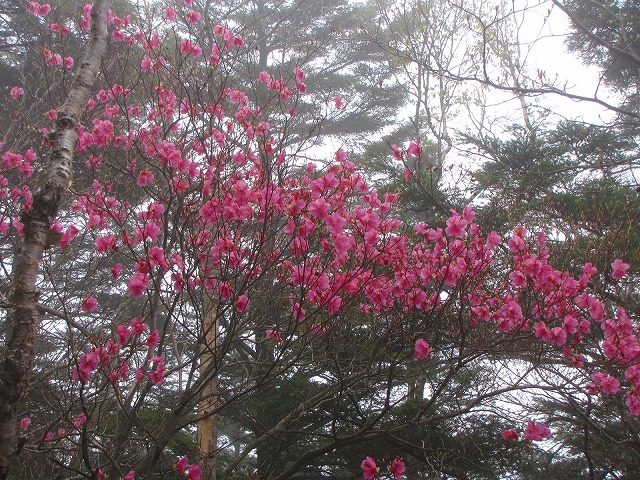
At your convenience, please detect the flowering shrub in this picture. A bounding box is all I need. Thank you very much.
[0,0,639,478]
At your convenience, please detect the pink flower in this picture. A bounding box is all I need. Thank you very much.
[149,360,165,385]
[146,330,160,348]
[137,169,154,186]
[391,143,402,160]
[117,325,132,345]
[389,457,405,479]
[148,246,169,270]
[19,417,31,431]
[259,71,270,83]
[124,471,135,480]
[10,87,24,99]
[547,326,567,346]
[406,141,421,157]
[309,198,330,220]
[403,165,412,181]
[164,6,176,20]
[180,40,202,57]
[111,263,122,279]
[186,10,201,22]
[292,303,306,322]
[592,372,621,394]
[445,212,467,238]
[524,421,551,441]
[335,148,348,162]
[130,316,148,335]
[64,56,73,69]
[128,272,149,297]
[334,95,342,109]
[501,429,519,442]
[361,457,379,480]
[187,464,202,480]
[81,296,98,312]
[28,2,50,16]
[59,225,79,249]
[266,329,283,342]
[176,456,189,474]
[612,258,630,280]
[236,294,250,312]
[73,413,87,429]
[414,338,431,359]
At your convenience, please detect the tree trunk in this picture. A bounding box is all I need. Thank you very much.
[198,294,219,480]
[0,1,110,477]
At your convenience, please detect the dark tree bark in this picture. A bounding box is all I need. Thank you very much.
[0,1,110,477]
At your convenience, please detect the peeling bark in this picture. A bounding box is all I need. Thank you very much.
[0,1,110,477]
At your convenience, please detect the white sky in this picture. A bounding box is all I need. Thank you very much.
[507,1,617,125]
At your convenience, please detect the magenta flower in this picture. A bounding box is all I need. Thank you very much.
[501,429,519,442]
[81,296,98,313]
[28,1,50,16]
[129,317,148,335]
[445,212,467,238]
[236,294,250,312]
[176,456,189,474]
[186,10,201,22]
[111,263,122,279]
[612,258,630,279]
[59,225,79,249]
[164,6,176,20]
[137,169,154,186]
[592,372,621,394]
[149,360,165,385]
[146,330,160,348]
[389,457,406,479]
[360,457,379,480]
[187,464,202,480]
[266,329,283,342]
[117,325,132,345]
[73,413,87,429]
[414,338,431,359]
[128,272,149,297]
[406,141,421,157]
[524,421,551,441]
[19,417,31,431]
[10,86,24,99]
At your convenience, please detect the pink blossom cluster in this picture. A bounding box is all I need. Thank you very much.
[43,48,73,69]
[27,1,50,16]
[9,87,24,100]
[69,316,161,386]
[501,421,551,442]
[360,456,405,479]
[176,456,202,480]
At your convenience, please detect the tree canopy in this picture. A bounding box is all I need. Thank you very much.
[1,0,640,479]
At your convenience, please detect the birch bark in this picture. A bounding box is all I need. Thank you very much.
[0,1,110,477]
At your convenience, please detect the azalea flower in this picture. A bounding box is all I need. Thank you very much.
[612,258,630,279]
[524,421,551,441]
[414,338,431,359]
[501,429,519,442]
[360,457,379,480]
[389,457,406,479]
